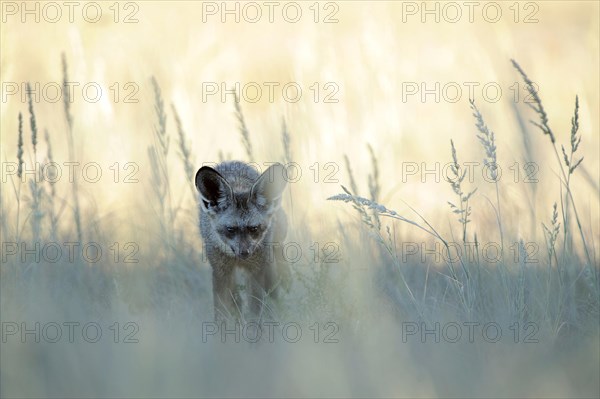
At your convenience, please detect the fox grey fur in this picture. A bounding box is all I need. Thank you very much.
[195,161,289,321]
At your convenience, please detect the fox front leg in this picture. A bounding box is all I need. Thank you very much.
[247,269,269,320]
[247,252,280,319]
[262,258,280,300]
[211,266,240,322]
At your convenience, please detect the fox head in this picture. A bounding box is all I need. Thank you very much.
[195,163,287,259]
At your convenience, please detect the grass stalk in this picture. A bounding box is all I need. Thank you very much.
[281,118,292,165]
[26,83,43,243]
[62,53,83,243]
[446,139,476,243]
[470,99,504,253]
[149,77,174,248]
[233,91,254,162]
[511,59,592,267]
[171,103,195,197]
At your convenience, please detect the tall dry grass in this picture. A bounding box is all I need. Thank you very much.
[1,3,599,396]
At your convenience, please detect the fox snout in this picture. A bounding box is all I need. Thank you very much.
[231,241,254,259]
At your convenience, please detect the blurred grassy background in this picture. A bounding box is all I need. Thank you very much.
[1,1,599,398]
[2,1,598,235]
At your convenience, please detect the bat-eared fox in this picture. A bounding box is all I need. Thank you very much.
[195,161,289,321]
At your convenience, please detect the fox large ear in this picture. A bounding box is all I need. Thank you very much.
[195,166,233,212]
[250,163,287,211]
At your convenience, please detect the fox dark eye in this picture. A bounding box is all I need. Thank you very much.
[249,226,259,233]
[226,227,236,233]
